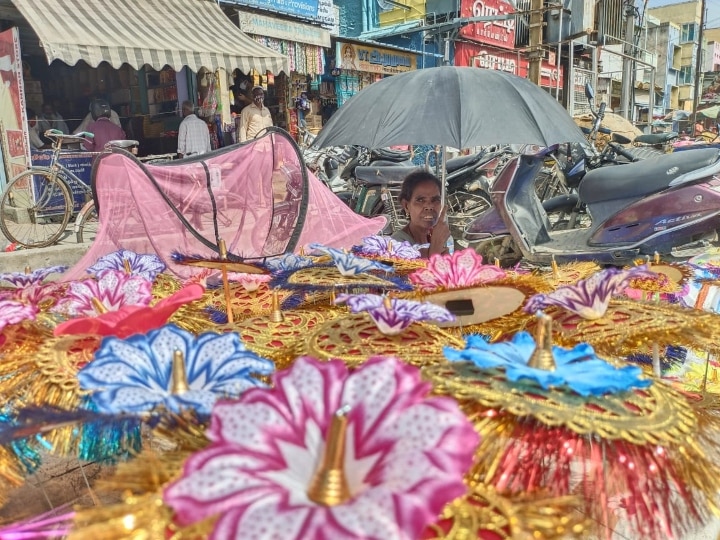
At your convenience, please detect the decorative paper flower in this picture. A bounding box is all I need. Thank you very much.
[524,266,656,319]
[227,272,272,292]
[335,293,454,335]
[78,324,274,415]
[164,356,478,540]
[409,249,506,291]
[445,332,650,396]
[356,235,422,259]
[87,249,166,281]
[54,284,205,339]
[53,270,153,316]
[0,299,37,331]
[0,265,67,287]
[0,282,65,308]
[308,243,394,276]
[264,252,315,273]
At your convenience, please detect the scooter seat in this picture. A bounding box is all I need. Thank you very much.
[446,153,484,173]
[355,165,424,186]
[371,148,411,162]
[579,148,719,205]
[634,132,678,145]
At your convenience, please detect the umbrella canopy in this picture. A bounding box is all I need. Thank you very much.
[699,105,720,119]
[312,66,586,149]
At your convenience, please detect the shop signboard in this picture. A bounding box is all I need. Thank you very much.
[237,11,330,47]
[454,42,563,89]
[0,27,31,189]
[224,0,319,21]
[31,150,97,212]
[336,41,416,75]
[459,0,516,50]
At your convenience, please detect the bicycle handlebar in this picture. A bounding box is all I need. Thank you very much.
[44,129,94,140]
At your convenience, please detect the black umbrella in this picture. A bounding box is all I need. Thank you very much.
[312,66,586,150]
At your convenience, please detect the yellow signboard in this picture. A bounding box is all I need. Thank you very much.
[336,41,416,75]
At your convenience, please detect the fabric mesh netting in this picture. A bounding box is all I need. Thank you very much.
[63,130,384,281]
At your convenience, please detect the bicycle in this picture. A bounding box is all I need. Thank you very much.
[0,129,95,248]
[73,145,176,243]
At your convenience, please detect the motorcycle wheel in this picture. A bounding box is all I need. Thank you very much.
[447,190,492,240]
[473,235,522,267]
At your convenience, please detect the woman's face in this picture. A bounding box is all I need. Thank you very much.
[403,181,442,229]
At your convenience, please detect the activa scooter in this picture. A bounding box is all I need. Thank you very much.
[465,144,720,266]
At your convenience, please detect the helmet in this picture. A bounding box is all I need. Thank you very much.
[90,99,111,120]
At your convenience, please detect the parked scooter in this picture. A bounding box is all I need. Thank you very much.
[464,141,720,266]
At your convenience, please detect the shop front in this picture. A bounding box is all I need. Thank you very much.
[454,41,564,92]
[236,10,331,140]
[0,0,286,189]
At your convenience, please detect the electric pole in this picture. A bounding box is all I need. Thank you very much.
[692,0,707,127]
[621,1,636,120]
[528,0,543,85]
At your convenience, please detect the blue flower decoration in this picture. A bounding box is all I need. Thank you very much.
[88,249,166,281]
[444,333,651,396]
[78,324,275,415]
[263,252,315,273]
[309,243,394,276]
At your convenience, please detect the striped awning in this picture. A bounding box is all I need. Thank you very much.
[10,0,288,74]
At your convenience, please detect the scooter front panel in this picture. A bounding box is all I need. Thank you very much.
[589,181,720,246]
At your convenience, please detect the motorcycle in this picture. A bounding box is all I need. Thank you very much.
[464,141,720,266]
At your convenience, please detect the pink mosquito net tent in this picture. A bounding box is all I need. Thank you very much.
[63,129,384,281]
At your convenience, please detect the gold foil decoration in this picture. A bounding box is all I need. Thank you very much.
[303,312,463,368]
[527,314,556,371]
[269,290,284,323]
[307,406,351,506]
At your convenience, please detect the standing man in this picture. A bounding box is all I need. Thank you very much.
[82,99,126,152]
[177,100,211,158]
[238,86,272,142]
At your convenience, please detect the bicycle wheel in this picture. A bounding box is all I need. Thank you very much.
[0,169,72,248]
[74,200,98,243]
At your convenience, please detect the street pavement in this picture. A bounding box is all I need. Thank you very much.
[0,226,89,273]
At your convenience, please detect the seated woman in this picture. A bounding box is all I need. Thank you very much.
[391,170,451,258]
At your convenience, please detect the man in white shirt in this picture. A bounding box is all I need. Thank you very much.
[26,108,46,149]
[238,86,273,142]
[177,100,211,158]
[37,102,69,135]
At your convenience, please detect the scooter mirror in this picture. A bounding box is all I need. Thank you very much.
[584,83,595,101]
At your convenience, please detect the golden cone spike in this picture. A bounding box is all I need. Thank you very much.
[91,297,108,314]
[270,290,284,322]
[122,258,132,274]
[528,313,556,371]
[383,296,392,309]
[329,287,336,306]
[299,245,305,257]
[218,239,228,261]
[307,405,352,506]
[494,257,500,268]
[654,251,661,265]
[24,265,31,274]
[387,240,393,253]
[645,255,652,267]
[551,255,559,280]
[170,350,189,394]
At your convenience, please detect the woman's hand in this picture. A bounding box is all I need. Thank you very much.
[428,206,451,256]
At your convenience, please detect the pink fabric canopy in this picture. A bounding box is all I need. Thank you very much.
[63,131,384,280]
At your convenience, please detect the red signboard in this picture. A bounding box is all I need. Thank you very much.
[455,42,564,89]
[459,0,516,50]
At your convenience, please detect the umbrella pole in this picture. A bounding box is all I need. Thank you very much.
[440,145,447,209]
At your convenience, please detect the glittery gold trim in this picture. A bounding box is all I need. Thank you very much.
[424,363,695,445]
[541,261,601,287]
[302,312,463,367]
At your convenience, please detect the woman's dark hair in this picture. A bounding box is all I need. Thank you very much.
[399,170,442,203]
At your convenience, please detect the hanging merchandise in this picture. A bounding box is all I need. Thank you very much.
[250,35,325,77]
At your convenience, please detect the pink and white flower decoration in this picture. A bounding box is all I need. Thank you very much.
[524,265,657,320]
[0,282,65,309]
[227,272,272,292]
[53,270,153,317]
[0,299,38,332]
[335,293,455,335]
[410,249,506,291]
[164,356,479,540]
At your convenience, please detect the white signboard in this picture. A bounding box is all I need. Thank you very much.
[237,11,331,48]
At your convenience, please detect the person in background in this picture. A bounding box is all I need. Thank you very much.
[74,105,120,134]
[82,99,126,152]
[37,102,69,135]
[238,86,273,142]
[695,121,705,137]
[391,170,451,258]
[177,100,211,158]
[26,107,47,149]
[232,74,253,109]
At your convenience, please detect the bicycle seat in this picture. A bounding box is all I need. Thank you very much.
[634,132,678,144]
[355,165,424,186]
[106,139,139,149]
[446,153,484,173]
